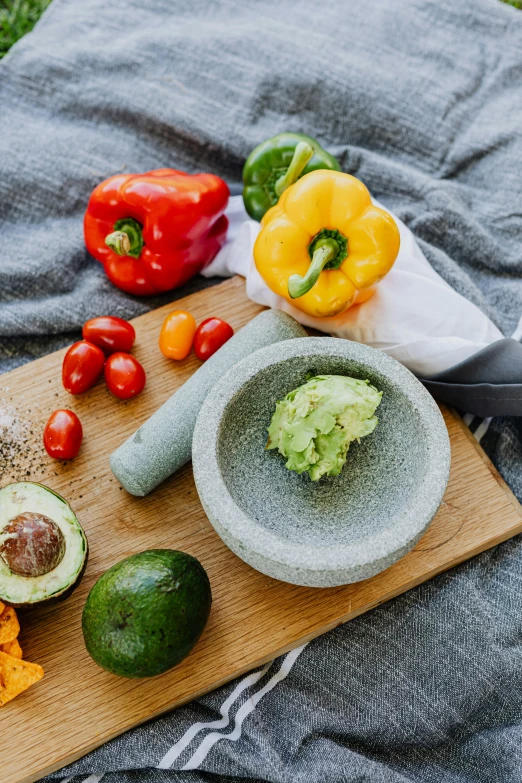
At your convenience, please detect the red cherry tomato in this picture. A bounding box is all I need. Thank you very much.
[62,340,105,394]
[193,318,234,361]
[104,353,146,399]
[43,410,83,460]
[83,316,136,354]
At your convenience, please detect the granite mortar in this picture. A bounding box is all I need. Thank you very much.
[192,337,451,587]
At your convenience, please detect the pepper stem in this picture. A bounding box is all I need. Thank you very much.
[288,238,339,299]
[105,231,131,256]
[105,217,144,259]
[274,141,314,197]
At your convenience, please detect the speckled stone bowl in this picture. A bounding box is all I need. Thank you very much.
[192,337,450,587]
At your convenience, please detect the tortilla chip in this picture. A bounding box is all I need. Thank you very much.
[0,651,44,705]
[0,606,19,645]
[0,602,5,616]
[2,639,22,659]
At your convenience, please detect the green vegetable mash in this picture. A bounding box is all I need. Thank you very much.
[267,375,382,481]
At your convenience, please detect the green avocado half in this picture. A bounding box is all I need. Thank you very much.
[82,549,212,678]
[0,482,88,607]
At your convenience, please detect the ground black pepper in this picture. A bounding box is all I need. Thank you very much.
[0,403,47,482]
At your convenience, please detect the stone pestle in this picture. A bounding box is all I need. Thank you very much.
[110,309,306,496]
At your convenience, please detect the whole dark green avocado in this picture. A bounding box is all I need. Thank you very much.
[82,549,211,678]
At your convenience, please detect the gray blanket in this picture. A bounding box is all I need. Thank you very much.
[2,0,522,780]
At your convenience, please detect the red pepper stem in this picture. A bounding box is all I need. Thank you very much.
[288,238,339,299]
[105,231,131,256]
[274,141,314,197]
[105,218,144,259]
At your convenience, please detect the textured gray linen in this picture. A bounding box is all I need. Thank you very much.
[1,0,522,780]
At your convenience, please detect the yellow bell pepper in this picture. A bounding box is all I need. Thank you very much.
[253,169,400,318]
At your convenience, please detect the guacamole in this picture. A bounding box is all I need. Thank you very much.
[267,375,382,481]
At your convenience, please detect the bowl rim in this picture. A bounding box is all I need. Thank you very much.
[192,336,451,578]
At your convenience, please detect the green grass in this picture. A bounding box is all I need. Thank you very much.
[0,0,51,58]
[0,0,520,61]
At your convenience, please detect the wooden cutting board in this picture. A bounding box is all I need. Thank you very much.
[1,276,522,783]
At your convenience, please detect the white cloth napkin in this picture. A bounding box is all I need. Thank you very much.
[202,196,502,376]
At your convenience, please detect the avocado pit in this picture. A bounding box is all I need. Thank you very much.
[0,512,66,578]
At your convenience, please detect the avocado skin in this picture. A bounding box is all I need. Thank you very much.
[82,549,212,678]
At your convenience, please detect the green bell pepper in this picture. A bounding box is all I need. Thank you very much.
[242,132,341,222]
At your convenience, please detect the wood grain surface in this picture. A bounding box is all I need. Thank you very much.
[1,276,521,783]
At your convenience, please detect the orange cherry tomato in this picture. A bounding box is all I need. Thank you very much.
[159,309,197,360]
[43,410,83,460]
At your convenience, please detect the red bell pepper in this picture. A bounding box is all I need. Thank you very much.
[84,168,229,296]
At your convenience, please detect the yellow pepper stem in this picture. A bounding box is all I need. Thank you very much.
[288,238,339,299]
[274,141,314,197]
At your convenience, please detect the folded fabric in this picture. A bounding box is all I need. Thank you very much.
[423,339,522,417]
[203,196,503,377]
